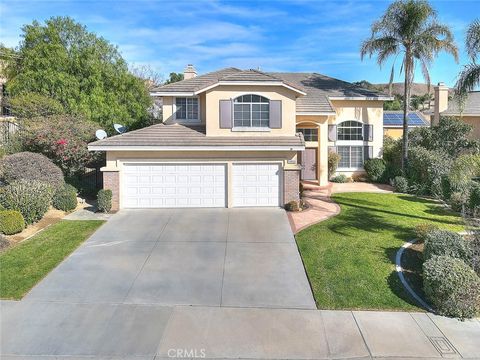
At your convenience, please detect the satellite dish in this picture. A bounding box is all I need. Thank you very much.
[95,129,108,140]
[114,123,127,134]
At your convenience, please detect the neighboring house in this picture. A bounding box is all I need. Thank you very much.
[432,83,480,139]
[88,65,391,211]
[383,111,429,139]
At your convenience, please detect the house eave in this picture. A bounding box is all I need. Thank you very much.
[296,111,335,116]
[88,145,306,152]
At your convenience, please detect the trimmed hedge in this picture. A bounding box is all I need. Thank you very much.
[364,158,386,183]
[53,184,77,212]
[97,189,112,213]
[0,152,64,187]
[392,176,409,193]
[424,230,472,263]
[330,174,348,183]
[0,210,25,235]
[0,180,53,224]
[414,223,439,242]
[423,256,480,319]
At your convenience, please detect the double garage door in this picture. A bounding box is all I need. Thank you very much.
[122,163,281,208]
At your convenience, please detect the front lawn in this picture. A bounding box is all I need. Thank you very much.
[0,220,104,300]
[296,193,464,310]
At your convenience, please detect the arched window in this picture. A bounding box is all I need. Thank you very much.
[337,121,363,141]
[233,94,269,127]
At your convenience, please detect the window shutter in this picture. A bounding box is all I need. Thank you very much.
[328,146,337,153]
[363,124,373,142]
[269,100,282,129]
[219,100,232,129]
[328,125,337,141]
[364,145,373,161]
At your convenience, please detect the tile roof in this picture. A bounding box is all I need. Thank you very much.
[88,123,305,148]
[442,91,480,116]
[383,111,430,127]
[152,68,389,113]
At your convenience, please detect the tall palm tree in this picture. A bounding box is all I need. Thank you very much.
[455,19,480,97]
[361,0,458,170]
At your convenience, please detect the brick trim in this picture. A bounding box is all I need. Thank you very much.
[283,169,300,205]
[103,171,119,211]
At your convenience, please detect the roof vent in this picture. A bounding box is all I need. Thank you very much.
[184,64,197,80]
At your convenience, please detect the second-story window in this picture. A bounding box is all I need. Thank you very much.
[233,94,269,127]
[175,97,198,121]
[337,120,363,140]
[297,128,318,141]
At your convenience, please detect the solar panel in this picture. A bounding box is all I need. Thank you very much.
[383,112,427,126]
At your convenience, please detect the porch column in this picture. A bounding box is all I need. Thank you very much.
[318,121,329,186]
[102,170,120,212]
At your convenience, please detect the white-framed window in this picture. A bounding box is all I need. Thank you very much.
[297,128,318,141]
[233,94,269,127]
[337,121,363,141]
[338,146,364,169]
[175,97,199,122]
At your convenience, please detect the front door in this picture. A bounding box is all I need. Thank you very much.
[300,148,317,180]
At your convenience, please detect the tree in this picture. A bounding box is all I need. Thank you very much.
[6,93,64,118]
[361,0,458,171]
[165,72,184,84]
[455,19,480,97]
[6,16,152,129]
[130,64,164,90]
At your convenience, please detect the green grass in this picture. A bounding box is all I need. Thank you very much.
[0,220,104,300]
[296,193,464,311]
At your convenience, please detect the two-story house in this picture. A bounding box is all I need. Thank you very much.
[88,66,390,211]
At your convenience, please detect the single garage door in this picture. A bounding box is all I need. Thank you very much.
[232,163,281,207]
[122,163,226,208]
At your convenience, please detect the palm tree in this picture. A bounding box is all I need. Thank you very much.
[455,19,480,97]
[361,0,458,170]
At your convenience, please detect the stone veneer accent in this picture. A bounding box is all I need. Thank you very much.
[284,169,300,205]
[103,171,119,212]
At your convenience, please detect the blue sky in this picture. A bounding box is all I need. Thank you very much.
[0,0,478,87]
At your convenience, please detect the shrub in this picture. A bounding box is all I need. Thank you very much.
[330,174,348,183]
[0,152,64,187]
[424,230,472,263]
[0,180,53,224]
[392,176,409,193]
[6,93,65,118]
[97,189,112,213]
[450,191,468,212]
[284,200,300,212]
[423,256,480,319]
[414,223,438,242]
[0,210,26,235]
[364,158,386,183]
[53,184,78,211]
[469,182,480,215]
[328,151,341,177]
[406,146,453,196]
[20,115,104,176]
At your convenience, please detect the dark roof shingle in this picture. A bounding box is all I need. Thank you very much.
[89,123,305,148]
[442,92,480,116]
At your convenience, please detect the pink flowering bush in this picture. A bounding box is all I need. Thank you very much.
[20,115,104,176]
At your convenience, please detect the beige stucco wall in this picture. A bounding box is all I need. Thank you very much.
[462,116,480,139]
[384,128,403,139]
[205,85,298,136]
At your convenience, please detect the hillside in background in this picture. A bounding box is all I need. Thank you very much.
[354,80,453,97]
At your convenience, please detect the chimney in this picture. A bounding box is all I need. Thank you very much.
[433,82,449,125]
[183,64,197,80]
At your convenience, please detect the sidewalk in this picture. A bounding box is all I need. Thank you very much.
[2,300,479,359]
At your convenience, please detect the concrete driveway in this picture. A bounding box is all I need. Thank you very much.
[24,208,316,309]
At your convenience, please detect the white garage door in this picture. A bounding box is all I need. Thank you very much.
[122,163,226,208]
[232,163,281,207]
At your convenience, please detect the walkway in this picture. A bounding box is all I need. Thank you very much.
[2,301,479,359]
[288,181,393,233]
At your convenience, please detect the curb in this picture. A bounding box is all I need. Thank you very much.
[395,239,434,313]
